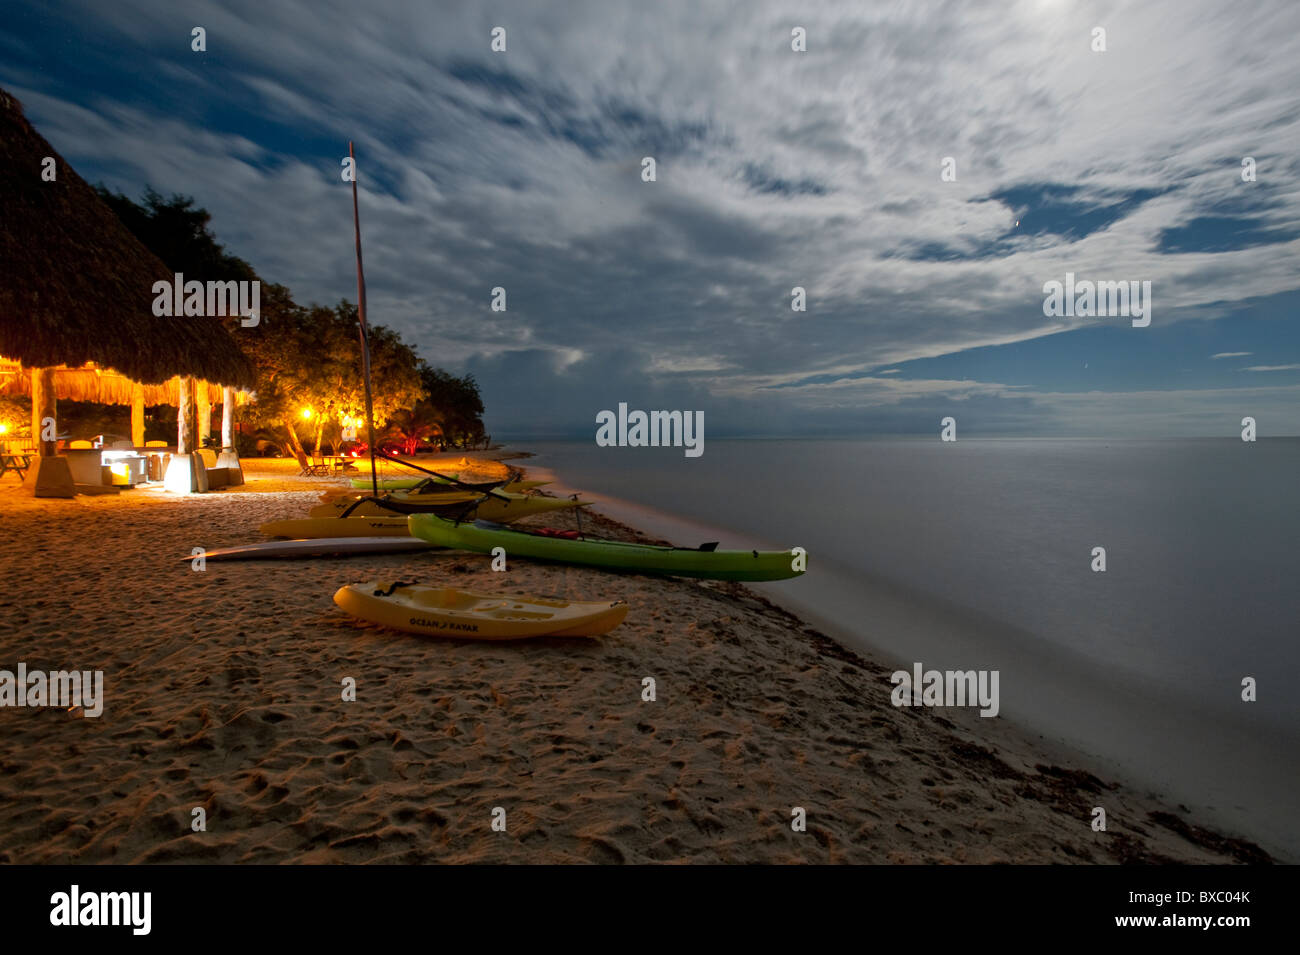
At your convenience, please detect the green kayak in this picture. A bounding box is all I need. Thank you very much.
[407,515,806,582]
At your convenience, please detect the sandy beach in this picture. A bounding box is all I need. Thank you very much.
[0,454,1271,864]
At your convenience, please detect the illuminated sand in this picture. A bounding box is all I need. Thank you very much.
[0,457,1268,863]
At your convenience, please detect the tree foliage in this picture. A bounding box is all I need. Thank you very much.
[96,187,480,455]
[96,187,257,287]
[414,364,485,447]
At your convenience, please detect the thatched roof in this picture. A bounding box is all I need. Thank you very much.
[0,359,245,406]
[0,87,255,388]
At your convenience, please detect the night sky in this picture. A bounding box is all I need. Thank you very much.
[5,0,1298,436]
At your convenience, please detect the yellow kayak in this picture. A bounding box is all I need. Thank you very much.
[333,581,628,639]
[306,493,588,523]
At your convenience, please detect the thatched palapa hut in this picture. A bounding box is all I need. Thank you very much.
[0,87,255,495]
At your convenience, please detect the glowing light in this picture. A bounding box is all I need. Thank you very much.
[301,408,313,420]
[0,423,8,435]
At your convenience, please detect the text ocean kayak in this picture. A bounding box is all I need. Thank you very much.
[407,515,806,582]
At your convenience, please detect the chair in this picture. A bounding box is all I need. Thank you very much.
[140,441,169,482]
[193,447,229,489]
[296,451,329,476]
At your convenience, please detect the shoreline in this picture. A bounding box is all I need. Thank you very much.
[514,451,1286,863]
[0,452,1273,863]
[517,448,1296,863]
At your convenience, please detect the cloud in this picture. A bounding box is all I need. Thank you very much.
[1244,364,1300,372]
[1212,351,1253,359]
[7,0,1300,435]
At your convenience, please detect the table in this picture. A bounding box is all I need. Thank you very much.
[0,452,33,481]
[324,455,360,474]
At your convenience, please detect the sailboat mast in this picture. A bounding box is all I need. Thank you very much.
[349,140,379,498]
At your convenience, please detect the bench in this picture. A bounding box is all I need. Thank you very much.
[198,448,236,489]
[0,451,33,481]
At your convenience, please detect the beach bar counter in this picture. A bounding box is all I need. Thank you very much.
[62,445,152,487]
[102,448,149,485]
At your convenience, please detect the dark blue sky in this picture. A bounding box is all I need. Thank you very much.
[5,0,1298,435]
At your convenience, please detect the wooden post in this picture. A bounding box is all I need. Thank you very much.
[130,381,145,448]
[28,366,75,497]
[165,376,207,492]
[221,386,236,449]
[30,367,44,453]
[177,377,193,454]
[32,366,57,456]
[216,385,244,484]
[196,382,211,448]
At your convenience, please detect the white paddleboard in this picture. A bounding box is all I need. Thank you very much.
[187,537,441,562]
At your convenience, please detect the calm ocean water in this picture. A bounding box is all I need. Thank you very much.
[519,437,1300,858]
